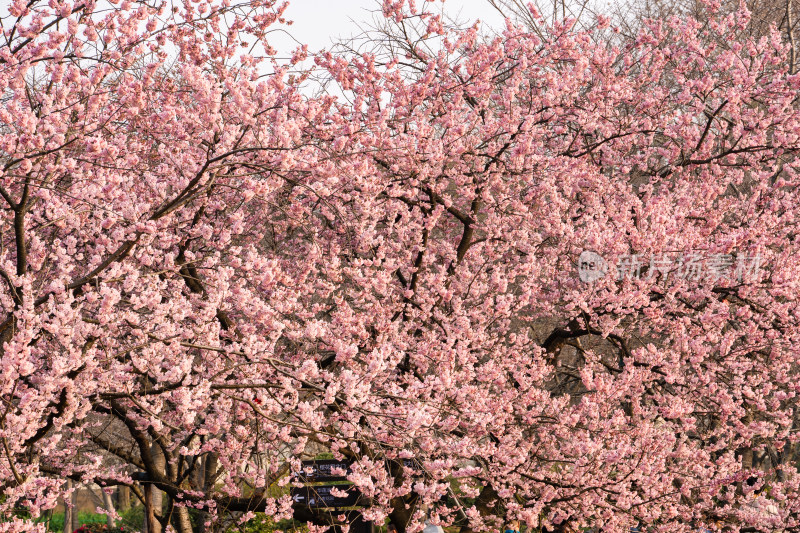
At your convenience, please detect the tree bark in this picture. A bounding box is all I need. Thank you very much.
[197,453,219,533]
[173,507,194,533]
[63,480,74,533]
[71,485,81,532]
[143,444,165,533]
[117,486,131,512]
[102,490,116,529]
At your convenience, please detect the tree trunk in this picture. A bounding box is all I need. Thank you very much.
[143,445,166,533]
[197,453,219,533]
[72,484,81,531]
[63,480,74,533]
[143,485,157,533]
[173,506,194,533]
[102,490,116,529]
[117,486,131,512]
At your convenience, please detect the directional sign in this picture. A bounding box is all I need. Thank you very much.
[290,485,363,508]
[292,460,353,482]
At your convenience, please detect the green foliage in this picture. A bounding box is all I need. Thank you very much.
[42,512,110,532]
[117,506,144,531]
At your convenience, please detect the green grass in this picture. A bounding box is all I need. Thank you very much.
[39,512,110,532]
[37,507,150,533]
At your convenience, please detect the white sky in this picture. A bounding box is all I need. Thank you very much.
[269,0,507,57]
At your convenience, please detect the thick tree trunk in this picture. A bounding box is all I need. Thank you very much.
[173,506,194,533]
[143,445,166,533]
[143,485,158,533]
[117,486,131,512]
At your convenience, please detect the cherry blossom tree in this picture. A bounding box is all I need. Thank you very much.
[0,0,325,530]
[3,0,800,532]
[308,1,800,530]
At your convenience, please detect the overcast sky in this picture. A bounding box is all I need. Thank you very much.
[269,0,506,57]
